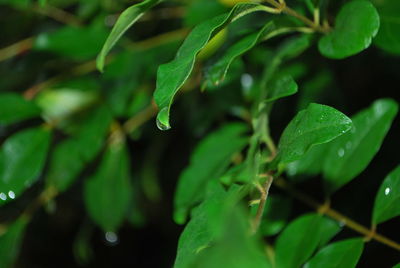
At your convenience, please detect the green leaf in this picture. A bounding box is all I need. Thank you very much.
[286,144,327,178]
[96,0,162,72]
[304,238,364,268]
[0,93,41,126]
[318,0,380,59]
[0,127,51,205]
[0,218,28,267]
[84,140,132,232]
[204,22,276,87]
[276,103,352,164]
[323,99,398,193]
[265,74,298,102]
[259,195,292,236]
[372,165,400,225]
[275,213,341,268]
[393,264,400,268]
[174,183,227,268]
[153,3,268,130]
[371,0,400,55]
[34,20,109,60]
[46,107,112,192]
[174,123,249,224]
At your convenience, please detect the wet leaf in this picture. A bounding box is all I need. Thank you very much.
[276,103,352,164]
[323,99,398,194]
[372,165,400,225]
[0,127,51,205]
[318,0,380,59]
[153,3,268,130]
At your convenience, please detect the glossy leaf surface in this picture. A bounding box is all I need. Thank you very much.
[275,213,341,268]
[265,74,298,102]
[323,99,398,193]
[0,127,51,205]
[154,3,267,129]
[276,103,352,164]
[304,238,364,268]
[318,0,380,59]
[373,165,400,224]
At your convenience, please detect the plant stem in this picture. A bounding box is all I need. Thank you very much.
[274,178,400,252]
[0,37,34,63]
[263,0,328,33]
[252,174,274,233]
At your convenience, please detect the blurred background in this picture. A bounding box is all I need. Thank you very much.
[0,0,399,267]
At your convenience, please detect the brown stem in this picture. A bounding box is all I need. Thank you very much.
[252,174,274,233]
[274,178,400,252]
[32,4,83,27]
[0,37,34,63]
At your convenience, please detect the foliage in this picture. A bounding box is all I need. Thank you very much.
[0,0,400,267]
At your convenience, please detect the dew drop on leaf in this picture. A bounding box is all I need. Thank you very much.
[156,107,171,131]
[384,187,391,196]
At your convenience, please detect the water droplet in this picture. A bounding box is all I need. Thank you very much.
[105,231,119,245]
[156,108,171,131]
[337,148,345,157]
[0,192,7,201]
[384,187,391,196]
[241,73,253,89]
[8,191,15,199]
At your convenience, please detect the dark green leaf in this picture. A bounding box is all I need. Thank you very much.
[34,21,109,60]
[204,22,276,87]
[323,99,398,194]
[84,140,132,232]
[96,0,162,72]
[259,195,292,236]
[275,213,341,268]
[372,165,400,225]
[0,127,51,205]
[276,103,352,164]
[153,3,268,130]
[265,74,298,102]
[174,123,248,224]
[318,0,380,59]
[304,238,364,268]
[46,107,112,192]
[0,218,28,267]
[393,264,400,268]
[371,0,400,55]
[0,93,41,126]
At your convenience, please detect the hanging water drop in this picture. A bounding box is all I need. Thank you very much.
[8,190,15,199]
[156,108,171,131]
[0,192,7,201]
[105,231,119,246]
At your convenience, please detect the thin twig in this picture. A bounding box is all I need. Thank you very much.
[31,4,83,27]
[274,178,400,252]
[252,174,274,233]
[0,37,35,63]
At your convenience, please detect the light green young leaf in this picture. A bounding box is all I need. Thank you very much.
[0,218,28,267]
[371,0,400,55]
[323,99,398,194]
[0,127,51,206]
[275,213,341,268]
[46,107,112,192]
[153,3,268,130]
[96,0,162,72]
[276,103,352,164]
[318,0,380,59]
[84,140,132,232]
[304,238,364,268]
[204,22,276,87]
[265,74,298,102]
[372,165,400,225]
[0,93,41,126]
[174,123,248,224]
